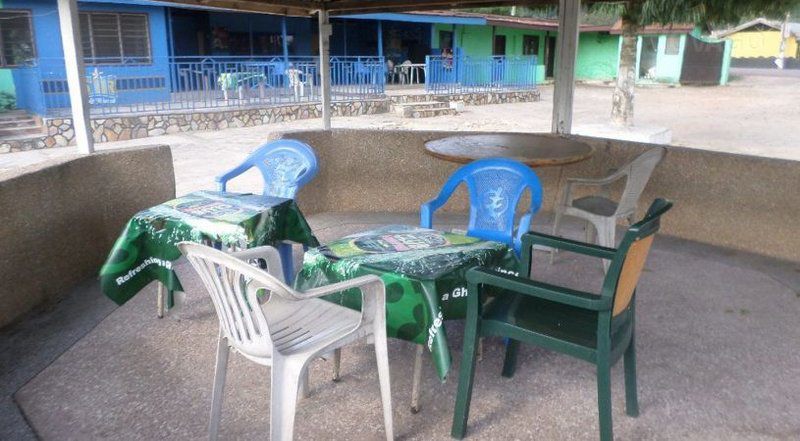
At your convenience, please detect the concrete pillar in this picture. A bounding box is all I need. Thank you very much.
[57,0,94,154]
[551,0,580,134]
[281,16,289,63]
[318,10,332,130]
[377,20,383,58]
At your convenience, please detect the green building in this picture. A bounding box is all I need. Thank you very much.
[394,11,731,85]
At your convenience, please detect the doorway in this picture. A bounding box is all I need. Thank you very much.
[493,35,506,55]
[639,36,659,79]
[544,35,557,78]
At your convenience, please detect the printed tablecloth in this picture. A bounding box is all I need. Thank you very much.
[100,191,318,305]
[294,225,518,380]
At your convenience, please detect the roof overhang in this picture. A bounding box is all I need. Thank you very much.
[149,0,612,17]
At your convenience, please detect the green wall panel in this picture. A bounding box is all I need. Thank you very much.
[576,32,619,81]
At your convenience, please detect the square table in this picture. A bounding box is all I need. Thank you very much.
[100,190,319,308]
[294,225,518,381]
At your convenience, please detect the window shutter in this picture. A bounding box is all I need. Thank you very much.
[89,13,122,62]
[120,14,150,62]
[79,13,93,59]
[0,11,36,66]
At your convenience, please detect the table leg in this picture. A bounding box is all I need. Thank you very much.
[410,344,424,414]
[157,282,165,319]
[332,348,341,382]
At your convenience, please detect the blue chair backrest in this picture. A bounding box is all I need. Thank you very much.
[421,158,543,254]
[216,139,318,199]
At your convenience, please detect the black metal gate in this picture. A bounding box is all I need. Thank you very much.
[680,36,725,85]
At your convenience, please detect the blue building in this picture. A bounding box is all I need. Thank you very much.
[0,1,536,117]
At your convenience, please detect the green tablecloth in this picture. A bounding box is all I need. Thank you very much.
[100,191,318,305]
[294,225,518,381]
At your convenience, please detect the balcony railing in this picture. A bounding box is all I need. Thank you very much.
[425,55,537,94]
[13,56,386,117]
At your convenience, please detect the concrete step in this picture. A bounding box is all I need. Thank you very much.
[0,118,39,129]
[0,126,46,138]
[395,101,449,110]
[0,110,35,122]
[393,100,459,118]
[401,107,458,118]
[0,111,45,140]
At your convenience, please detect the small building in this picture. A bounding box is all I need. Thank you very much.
[716,18,800,69]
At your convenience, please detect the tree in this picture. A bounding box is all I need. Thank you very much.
[605,0,800,127]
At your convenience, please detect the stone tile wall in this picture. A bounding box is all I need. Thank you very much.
[1,89,538,153]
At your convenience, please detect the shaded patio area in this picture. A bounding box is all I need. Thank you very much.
[6,211,800,440]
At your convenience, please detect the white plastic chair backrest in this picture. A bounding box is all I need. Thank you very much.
[178,242,294,360]
[616,147,666,216]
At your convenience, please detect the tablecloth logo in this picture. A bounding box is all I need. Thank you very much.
[115,257,172,286]
[427,310,444,350]
[354,232,448,254]
[175,199,243,219]
[441,286,468,301]
[493,266,519,277]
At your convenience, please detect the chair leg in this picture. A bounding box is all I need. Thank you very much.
[624,336,640,417]
[277,242,294,283]
[332,348,342,382]
[550,210,564,264]
[585,219,595,243]
[270,358,303,441]
[451,323,481,439]
[410,345,424,413]
[373,324,394,440]
[596,220,616,273]
[596,361,614,441]
[298,364,310,400]
[501,339,520,378]
[209,337,230,441]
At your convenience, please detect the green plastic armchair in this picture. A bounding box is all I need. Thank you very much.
[451,198,673,441]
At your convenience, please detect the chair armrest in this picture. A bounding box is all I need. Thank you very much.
[231,245,285,283]
[522,232,616,260]
[560,170,628,206]
[297,275,385,328]
[467,268,611,311]
[215,162,253,193]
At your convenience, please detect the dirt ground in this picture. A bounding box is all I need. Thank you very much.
[1,73,798,187]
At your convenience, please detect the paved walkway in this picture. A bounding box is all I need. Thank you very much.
[2,75,799,183]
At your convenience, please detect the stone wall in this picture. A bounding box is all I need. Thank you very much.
[389,89,541,106]
[1,99,389,153]
[0,89,539,153]
[0,145,175,328]
[274,129,800,263]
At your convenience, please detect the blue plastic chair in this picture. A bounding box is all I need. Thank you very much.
[215,139,319,281]
[420,158,543,255]
[216,139,318,198]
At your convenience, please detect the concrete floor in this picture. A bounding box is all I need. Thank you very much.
[5,212,800,441]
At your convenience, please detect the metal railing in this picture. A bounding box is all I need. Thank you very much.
[425,55,537,94]
[15,55,385,117]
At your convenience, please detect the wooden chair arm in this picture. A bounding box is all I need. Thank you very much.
[466,268,611,311]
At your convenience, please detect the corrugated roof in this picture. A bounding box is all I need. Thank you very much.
[609,19,694,35]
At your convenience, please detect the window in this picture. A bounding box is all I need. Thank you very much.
[0,10,36,67]
[665,35,681,55]
[523,35,540,56]
[80,12,151,64]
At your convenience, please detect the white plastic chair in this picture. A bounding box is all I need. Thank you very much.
[178,242,393,441]
[551,147,666,271]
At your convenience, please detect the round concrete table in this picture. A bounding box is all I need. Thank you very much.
[424,133,593,167]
